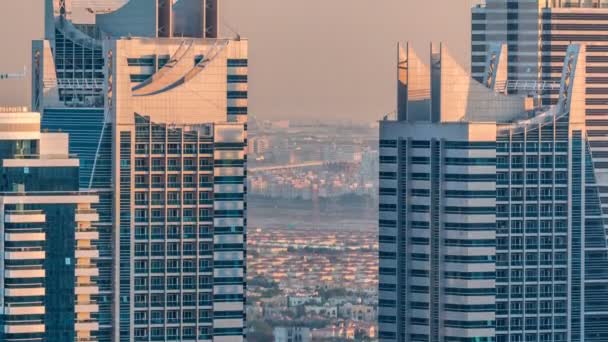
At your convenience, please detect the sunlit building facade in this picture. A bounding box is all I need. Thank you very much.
[0,109,99,342]
[33,1,247,341]
[378,42,608,342]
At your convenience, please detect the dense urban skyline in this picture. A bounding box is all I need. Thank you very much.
[1,0,480,123]
[5,1,608,342]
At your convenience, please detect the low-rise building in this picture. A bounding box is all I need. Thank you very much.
[288,295,321,307]
[339,303,376,322]
[304,305,338,319]
[273,326,311,342]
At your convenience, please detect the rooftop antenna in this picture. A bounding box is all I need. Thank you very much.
[0,66,27,80]
[0,67,29,112]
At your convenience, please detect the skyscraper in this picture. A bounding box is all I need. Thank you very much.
[471,0,608,218]
[471,3,608,339]
[378,41,608,342]
[0,108,99,342]
[33,1,247,341]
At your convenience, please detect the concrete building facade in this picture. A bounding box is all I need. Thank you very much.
[32,1,247,341]
[379,41,608,342]
[0,109,99,342]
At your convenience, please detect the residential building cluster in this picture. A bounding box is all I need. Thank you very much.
[248,227,377,290]
[248,160,377,200]
[247,119,379,201]
[247,118,377,165]
[246,226,378,341]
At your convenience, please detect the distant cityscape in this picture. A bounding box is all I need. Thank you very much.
[245,119,379,341]
[247,118,379,201]
[7,1,608,342]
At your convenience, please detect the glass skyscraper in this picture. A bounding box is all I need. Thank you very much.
[33,1,247,341]
[378,40,608,342]
[0,108,99,342]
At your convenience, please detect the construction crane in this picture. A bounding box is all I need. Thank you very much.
[0,67,26,80]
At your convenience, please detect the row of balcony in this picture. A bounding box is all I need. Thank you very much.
[134,318,212,325]
[496,144,569,153]
[135,166,213,172]
[135,183,214,189]
[3,324,45,334]
[134,148,214,155]
[135,233,213,240]
[135,200,213,206]
[134,301,212,309]
[135,217,211,223]
[133,267,213,276]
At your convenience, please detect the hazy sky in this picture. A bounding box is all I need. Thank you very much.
[0,0,480,122]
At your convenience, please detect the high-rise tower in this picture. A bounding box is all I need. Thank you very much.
[470,4,608,339]
[0,108,99,342]
[378,41,608,342]
[33,1,248,341]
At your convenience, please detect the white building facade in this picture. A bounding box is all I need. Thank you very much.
[32,1,248,341]
[379,41,608,342]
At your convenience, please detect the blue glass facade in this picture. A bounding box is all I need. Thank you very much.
[380,115,608,342]
[41,107,113,341]
[0,111,100,342]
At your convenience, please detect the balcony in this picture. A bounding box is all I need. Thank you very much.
[135,183,149,189]
[75,209,99,222]
[5,305,45,315]
[5,232,45,242]
[151,216,165,223]
[5,268,45,278]
[5,250,45,260]
[75,231,99,240]
[75,248,99,259]
[75,304,99,313]
[5,287,45,297]
[75,267,99,277]
[5,210,45,223]
[75,284,99,295]
[75,321,99,331]
[150,318,164,325]
[4,324,45,334]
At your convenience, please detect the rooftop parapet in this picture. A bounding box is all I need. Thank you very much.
[46,0,224,40]
[396,42,527,124]
[393,40,587,128]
